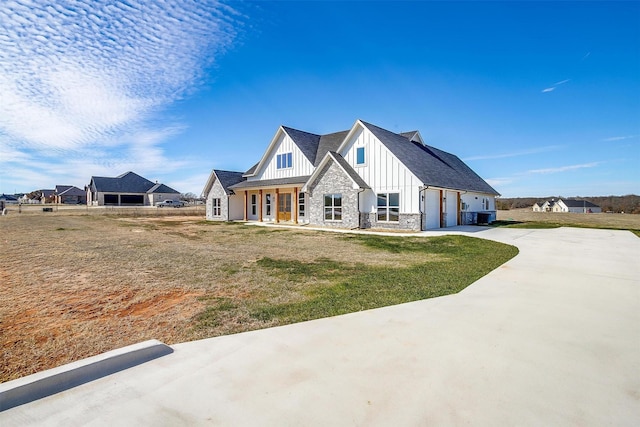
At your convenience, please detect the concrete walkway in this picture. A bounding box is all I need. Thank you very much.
[2,227,639,426]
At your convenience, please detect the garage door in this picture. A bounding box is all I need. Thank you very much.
[104,194,118,205]
[424,189,440,229]
[120,195,144,205]
[445,191,458,227]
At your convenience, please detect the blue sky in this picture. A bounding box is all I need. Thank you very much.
[1,1,638,198]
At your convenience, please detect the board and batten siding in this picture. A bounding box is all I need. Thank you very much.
[252,132,315,181]
[341,126,422,214]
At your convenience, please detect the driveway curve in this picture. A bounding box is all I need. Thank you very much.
[2,227,639,426]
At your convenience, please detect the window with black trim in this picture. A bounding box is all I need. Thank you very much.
[377,193,399,222]
[324,193,342,221]
[298,192,305,217]
[251,194,257,215]
[212,198,221,216]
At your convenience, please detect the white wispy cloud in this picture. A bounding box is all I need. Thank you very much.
[602,135,637,142]
[0,0,240,192]
[542,78,571,93]
[463,145,562,161]
[526,162,600,175]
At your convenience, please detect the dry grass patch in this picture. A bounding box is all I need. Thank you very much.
[497,208,640,232]
[1,214,516,382]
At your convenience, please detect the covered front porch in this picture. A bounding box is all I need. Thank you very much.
[229,177,309,224]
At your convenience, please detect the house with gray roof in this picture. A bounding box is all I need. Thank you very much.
[87,171,181,206]
[534,198,601,213]
[202,119,499,230]
[54,185,86,204]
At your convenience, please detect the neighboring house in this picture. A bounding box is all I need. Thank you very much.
[0,194,19,204]
[532,202,544,212]
[553,198,601,213]
[37,189,56,204]
[54,185,87,204]
[203,119,499,230]
[534,198,601,213]
[86,171,181,206]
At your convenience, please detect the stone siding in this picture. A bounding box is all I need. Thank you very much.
[206,181,229,221]
[365,213,422,231]
[308,161,360,229]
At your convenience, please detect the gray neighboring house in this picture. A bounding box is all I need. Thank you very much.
[203,119,499,230]
[86,171,181,206]
[54,185,87,204]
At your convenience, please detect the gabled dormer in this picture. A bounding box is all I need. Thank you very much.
[399,130,425,145]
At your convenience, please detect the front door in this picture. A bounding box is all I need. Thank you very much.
[278,193,292,221]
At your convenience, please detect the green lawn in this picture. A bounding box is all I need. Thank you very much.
[196,234,518,328]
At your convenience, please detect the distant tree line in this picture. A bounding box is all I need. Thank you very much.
[496,195,640,214]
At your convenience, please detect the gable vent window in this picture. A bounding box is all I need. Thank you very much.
[277,153,293,169]
[377,193,400,222]
[356,147,365,165]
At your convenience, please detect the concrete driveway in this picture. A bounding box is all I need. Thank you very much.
[2,227,639,426]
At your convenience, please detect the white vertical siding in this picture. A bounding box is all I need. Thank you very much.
[340,126,422,214]
[252,133,315,181]
[461,192,495,212]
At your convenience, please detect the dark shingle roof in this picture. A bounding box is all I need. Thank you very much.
[214,170,246,195]
[147,183,179,194]
[315,131,349,166]
[361,121,499,195]
[244,162,259,176]
[282,126,321,164]
[90,171,179,194]
[57,185,85,197]
[561,199,600,208]
[327,152,370,189]
[230,176,311,190]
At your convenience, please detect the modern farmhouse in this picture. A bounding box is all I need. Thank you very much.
[203,120,499,230]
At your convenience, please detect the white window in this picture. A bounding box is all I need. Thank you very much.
[277,152,292,169]
[377,193,399,222]
[251,194,257,216]
[356,146,365,165]
[298,192,305,217]
[212,198,221,216]
[324,193,342,221]
[266,193,271,216]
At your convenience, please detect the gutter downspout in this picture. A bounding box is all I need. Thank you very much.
[418,186,429,231]
[355,187,366,229]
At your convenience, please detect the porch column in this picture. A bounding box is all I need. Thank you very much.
[243,191,248,221]
[275,189,280,223]
[294,187,298,224]
[258,189,263,222]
